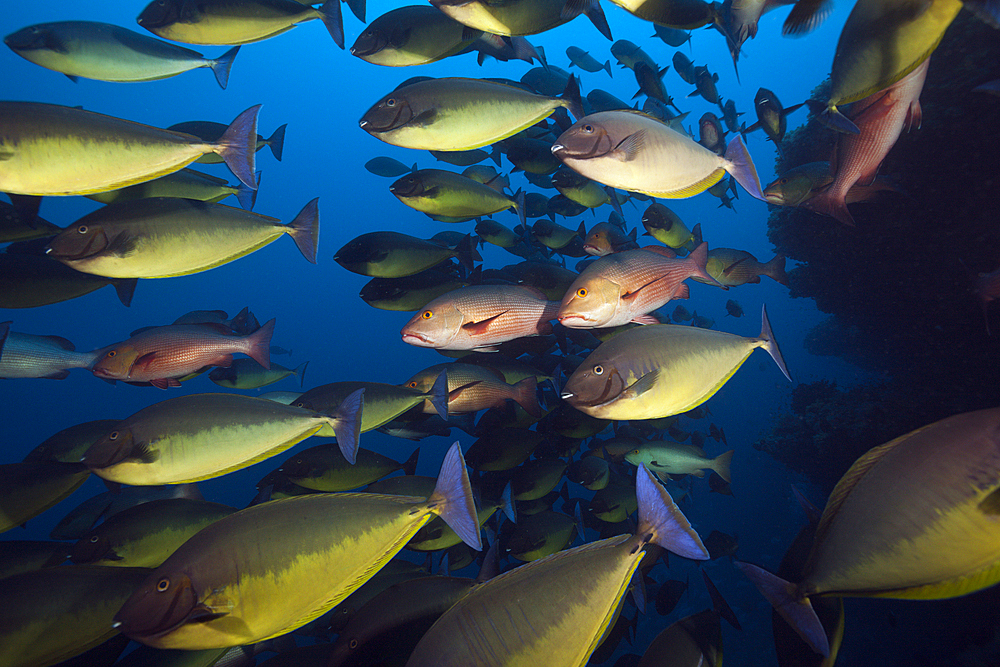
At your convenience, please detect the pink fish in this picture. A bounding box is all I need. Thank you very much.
[401,285,560,351]
[804,58,929,226]
[558,242,724,329]
[92,320,274,389]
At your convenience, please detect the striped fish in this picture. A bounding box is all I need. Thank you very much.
[91,319,275,389]
[558,242,723,329]
[401,285,560,351]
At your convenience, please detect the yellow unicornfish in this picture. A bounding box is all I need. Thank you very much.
[82,390,363,485]
[0,102,259,195]
[739,407,1000,657]
[561,305,791,420]
[404,465,708,666]
[552,110,765,201]
[113,442,481,649]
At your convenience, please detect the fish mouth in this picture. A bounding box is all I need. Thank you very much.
[551,143,566,154]
[763,193,783,205]
[560,391,574,399]
[91,367,118,379]
[401,332,434,347]
[557,314,594,328]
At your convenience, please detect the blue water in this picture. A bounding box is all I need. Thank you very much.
[5,1,989,665]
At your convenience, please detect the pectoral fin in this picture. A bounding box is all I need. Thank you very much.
[462,311,507,335]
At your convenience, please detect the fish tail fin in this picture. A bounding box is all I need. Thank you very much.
[763,254,788,285]
[509,36,542,65]
[286,198,320,263]
[209,45,240,90]
[712,449,734,483]
[401,447,420,476]
[429,442,482,550]
[345,0,366,22]
[501,482,516,523]
[428,370,450,419]
[722,135,763,201]
[294,361,308,387]
[801,188,855,226]
[686,241,725,289]
[736,561,830,656]
[513,188,526,228]
[758,304,792,382]
[636,464,709,560]
[603,59,613,78]
[584,0,613,41]
[247,317,275,370]
[512,375,542,418]
[317,0,345,48]
[328,387,364,465]
[236,172,260,210]
[560,75,585,121]
[214,105,261,190]
[111,278,137,307]
[457,233,481,271]
[267,124,287,161]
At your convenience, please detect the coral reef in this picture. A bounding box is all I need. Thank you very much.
[756,13,1000,490]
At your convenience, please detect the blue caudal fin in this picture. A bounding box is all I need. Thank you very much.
[293,361,308,387]
[209,45,240,90]
[736,561,830,657]
[267,124,287,162]
[635,464,709,560]
[722,135,763,201]
[759,304,792,382]
[317,0,345,49]
[235,171,260,210]
[428,370,450,419]
[345,0,366,22]
[286,198,320,263]
[215,105,260,190]
[331,387,364,464]
[429,442,483,551]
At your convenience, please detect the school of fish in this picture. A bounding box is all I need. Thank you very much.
[2,0,999,666]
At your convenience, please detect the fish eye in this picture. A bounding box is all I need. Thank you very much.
[779,178,787,184]
[593,365,604,375]
[582,124,594,134]
[107,350,116,358]
[576,288,588,297]
[109,431,119,440]
[406,381,417,388]
[421,310,433,319]
[90,536,99,543]
[77,225,88,234]
[293,402,303,408]
[156,578,170,592]
[349,639,359,649]
[386,98,396,107]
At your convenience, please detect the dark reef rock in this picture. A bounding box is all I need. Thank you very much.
[756,12,1000,490]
